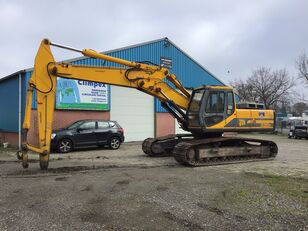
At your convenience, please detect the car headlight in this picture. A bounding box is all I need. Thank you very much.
[51,133,56,139]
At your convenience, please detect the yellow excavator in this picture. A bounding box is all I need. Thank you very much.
[18,39,278,169]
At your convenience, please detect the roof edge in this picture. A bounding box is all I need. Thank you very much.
[0,70,26,83]
[62,37,169,64]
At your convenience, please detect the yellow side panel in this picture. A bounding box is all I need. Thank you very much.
[205,109,274,131]
[249,109,274,129]
[234,109,274,129]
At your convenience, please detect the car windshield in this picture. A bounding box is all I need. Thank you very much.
[66,121,85,129]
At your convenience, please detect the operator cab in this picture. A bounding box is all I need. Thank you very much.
[187,86,235,131]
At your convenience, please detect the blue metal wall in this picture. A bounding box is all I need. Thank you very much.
[0,76,19,132]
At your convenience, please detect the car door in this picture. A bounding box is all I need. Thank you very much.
[74,121,97,147]
[95,121,112,145]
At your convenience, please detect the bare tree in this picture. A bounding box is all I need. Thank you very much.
[292,102,308,116]
[296,52,308,84]
[230,79,257,102]
[232,67,295,109]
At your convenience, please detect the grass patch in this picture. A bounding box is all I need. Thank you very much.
[0,146,18,152]
[226,188,267,206]
[0,146,18,157]
[245,172,308,204]
[208,172,307,230]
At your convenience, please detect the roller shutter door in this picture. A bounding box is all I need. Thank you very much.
[110,86,154,141]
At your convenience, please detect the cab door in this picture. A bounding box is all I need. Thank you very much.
[204,91,226,127]
[225,91,236,127]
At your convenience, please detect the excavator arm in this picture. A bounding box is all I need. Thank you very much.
[20,39,191,169]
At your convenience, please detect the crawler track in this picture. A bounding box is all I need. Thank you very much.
[142,134,193,157]
[172,137,278,166]
[142,135,278,166]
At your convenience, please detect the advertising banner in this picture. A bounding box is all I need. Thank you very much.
[56,78,109,110]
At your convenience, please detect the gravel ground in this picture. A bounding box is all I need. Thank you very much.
[0,133,307,230]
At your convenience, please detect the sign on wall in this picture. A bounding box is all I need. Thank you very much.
[56,78,109,110]
[160,57,172,69]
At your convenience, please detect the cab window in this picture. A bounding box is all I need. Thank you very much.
[206,92,225,113]
[187,89,205,127]
[190,90,204,112]
[227,92,234,115]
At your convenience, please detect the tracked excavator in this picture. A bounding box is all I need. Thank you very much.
[18,39,278,170]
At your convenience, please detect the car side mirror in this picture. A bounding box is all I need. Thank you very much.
[76,127,82,132]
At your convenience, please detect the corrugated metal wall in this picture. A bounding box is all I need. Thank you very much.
[25,39,224,111]
[0,76,19,132]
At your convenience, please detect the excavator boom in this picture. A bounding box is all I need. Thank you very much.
[19,39,278,170]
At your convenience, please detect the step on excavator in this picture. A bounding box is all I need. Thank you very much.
[18,39,278,170]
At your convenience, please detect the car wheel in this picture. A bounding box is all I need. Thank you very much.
[57,139,73,153]
[109,137,121,150]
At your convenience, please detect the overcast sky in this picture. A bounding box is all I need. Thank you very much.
[0,0,307,98]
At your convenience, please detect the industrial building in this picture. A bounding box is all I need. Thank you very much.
[0,38,224,146]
